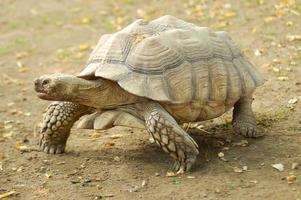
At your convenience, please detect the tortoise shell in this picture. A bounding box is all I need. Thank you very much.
[78,15,265,103]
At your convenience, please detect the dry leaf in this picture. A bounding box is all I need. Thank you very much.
[271,163,284,171]
[291,163,299,169]
[103,142,115,148]
[278,76,289,81]
[287,175,296,183]
[80,17,92,24]
[45,173,52,179]
[232,140,249,147]
[254,49,264,56]
[166,171,177,177]
[223,11,237,18]
[18,67,29,73]
[272,58,282,64]
[286,35,301,41]
[286,21,293,26]
[109,134,123,139]
[218,152,224,158]
[233,167,243,173]
[0,191,18,199]
[288,98,298,104]
[15,52,28,59]
[272,67,280,73]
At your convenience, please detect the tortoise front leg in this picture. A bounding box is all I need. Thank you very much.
[39,102,91,154]
[141,102,199,173]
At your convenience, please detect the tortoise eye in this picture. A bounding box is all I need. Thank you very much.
[42,79,50,86]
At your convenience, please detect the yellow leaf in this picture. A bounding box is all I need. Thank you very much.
[30,8,38,15]
[272,58,282,64]
[286,35,301,41]
[15,142,22,150]
[264,16,274,23]
[80,17,92,24]
[103,142,115,148]
[109,134,123,139]
[15,52,28,59]
[0,191,18,199]
[286,21,293,26]
[223,11,237,18]
[272,67,280,72]
[278,76,289,81]
[79,44,89,51]
[18,67,29,73]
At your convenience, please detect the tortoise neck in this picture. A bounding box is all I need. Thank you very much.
[72,78,142,109]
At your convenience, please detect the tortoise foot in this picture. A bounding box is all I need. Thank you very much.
[171,155,197,174]
[233,121,263,138]
[39,133,66,154]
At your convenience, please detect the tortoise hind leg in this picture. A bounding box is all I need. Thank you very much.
[39,102,91,154]
[232,94,263,138]
[141,102,199,173]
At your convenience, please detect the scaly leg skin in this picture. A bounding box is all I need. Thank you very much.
[39,101,91,154]
[232,95,263,138]
[142,102,199,174]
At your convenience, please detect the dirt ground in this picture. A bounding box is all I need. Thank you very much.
[0,0,301,199]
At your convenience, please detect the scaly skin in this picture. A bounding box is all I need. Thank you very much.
[142,102,199,173]
[39,101,91,154]
[232,94,263,138]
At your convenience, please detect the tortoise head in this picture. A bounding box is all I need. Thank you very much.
[34,73,81,101]
[34,73,141,108]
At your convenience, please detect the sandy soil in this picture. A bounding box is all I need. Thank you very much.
[0,0,301,199]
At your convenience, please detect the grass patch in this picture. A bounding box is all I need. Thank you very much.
[256,106,290,127]
[41,15,64,26]
[0,37,31,57]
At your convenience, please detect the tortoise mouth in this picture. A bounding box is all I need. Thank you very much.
[36,92,47,98]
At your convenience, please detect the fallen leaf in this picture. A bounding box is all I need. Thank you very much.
[278,76,289,81]
[218,152,224,158]
[113,156,121,162]
[166,171,177,177]
[254,49,264,56]
[45,173,52,179]
[288,98,298,104]
[291,163,299,169]
[79,44,89,51]
[103,142,115,148]
[272,58,282,64]
[233,167,243,173]
[223,11,237,18]
[30,8,38,15]
[272,67,280,73]
[109,134,123,139]
[286,21,293,26]
[80,17,92,24]
[287,175,296,184]
[0,191,18,199]
[232,140,249,147]
[18,67,29,73]
[272,163,284,171]
[141,180,147,187]
[286,34,301,41]
[15,51,28,59]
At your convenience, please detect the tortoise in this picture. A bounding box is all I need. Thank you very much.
[34,15,265,173]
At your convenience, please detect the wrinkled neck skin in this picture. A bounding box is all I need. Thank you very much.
[62,77,141,109]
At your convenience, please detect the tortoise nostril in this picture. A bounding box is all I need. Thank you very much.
[42,79,50,86]
[34,79,39,86]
